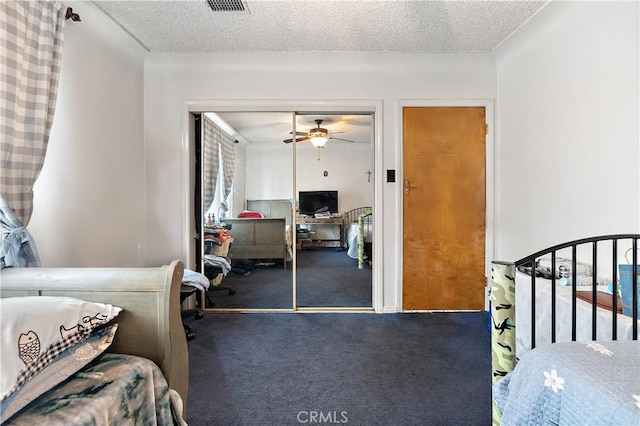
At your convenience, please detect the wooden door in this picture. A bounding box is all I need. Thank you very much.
[402,107,486,310]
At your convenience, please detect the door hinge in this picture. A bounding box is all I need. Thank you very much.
[484,123,489,135]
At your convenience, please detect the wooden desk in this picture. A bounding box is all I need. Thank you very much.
[576,291,623,314]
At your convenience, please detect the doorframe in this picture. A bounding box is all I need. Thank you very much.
[396,100,495,312]
[180,99,384,312]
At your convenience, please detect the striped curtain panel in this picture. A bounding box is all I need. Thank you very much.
[220,130,235,204]
[1,1,65,226]
[203,116,236,215]
[1,1,66,268]
[202,116,220,213]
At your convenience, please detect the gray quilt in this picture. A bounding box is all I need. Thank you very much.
[493,340,640,425]
[4,353,180,425]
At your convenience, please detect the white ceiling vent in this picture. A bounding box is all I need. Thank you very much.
[205,0,250,14]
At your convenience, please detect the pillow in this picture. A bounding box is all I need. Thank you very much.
[537,256,592,277]
[0,296,122,401]
[237,210,264,218]
[0,323,119,422]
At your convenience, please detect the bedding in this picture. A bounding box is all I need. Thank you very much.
[0,260,189,424]
[490,235,640,426]
[237,210,264,219]
[1,324,119,422]
[345,222,361,259]
[493,340,640,426]
[4,353,182,425]
[1,296,122,401]
[182,269,211,292]
[204,255,232,280]
[342,207,372,267]
[515,271,639,355]
[0,294,185,425]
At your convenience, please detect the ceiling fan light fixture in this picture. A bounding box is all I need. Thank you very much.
[308,122,328,147]
[310,135,328,148]
[282,118,347,147]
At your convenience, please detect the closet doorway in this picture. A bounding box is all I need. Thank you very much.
[193,110,374,311]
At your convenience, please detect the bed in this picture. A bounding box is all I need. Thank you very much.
[246,199,293,227]
[490,234,640,425]
[0,260,188,424]
[342,207,373,269]
[223,218,289,266]
[222,199,293,267]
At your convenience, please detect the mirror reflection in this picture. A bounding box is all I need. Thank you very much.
[293,113,374,308]
[196,111,373,310]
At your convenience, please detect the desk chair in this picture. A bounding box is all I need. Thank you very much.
[180,284,204,340]
[203,263,235,307]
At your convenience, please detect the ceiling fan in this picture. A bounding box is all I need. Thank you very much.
[282,119,356,148]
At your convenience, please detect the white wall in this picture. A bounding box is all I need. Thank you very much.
[295,142,374,214]
[244,144,293,201]
[493,1,640,262]
[29,2,148,267]
[244,142,374,213]
[143,52,496,311]
[26,1,636,311]
[230,141,247,217]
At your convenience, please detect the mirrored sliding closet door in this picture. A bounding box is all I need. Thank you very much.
[293,113,374,308]
[197,112,294,310]
[194,110,374,310]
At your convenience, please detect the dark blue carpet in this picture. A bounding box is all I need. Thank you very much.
[211,249,372,309]
[185,311,491,426]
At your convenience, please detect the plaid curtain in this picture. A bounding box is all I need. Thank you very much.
[1,0,65,226]
[202,116,220,213]
[203,116,236,215]
[220,129,235,204]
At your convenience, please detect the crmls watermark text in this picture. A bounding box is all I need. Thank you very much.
[296,411,348,424]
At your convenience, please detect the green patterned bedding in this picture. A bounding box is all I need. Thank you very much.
[4,353,182,425]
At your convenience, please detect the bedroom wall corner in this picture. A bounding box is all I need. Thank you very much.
[493,0,640,262]
[29,1,148,267]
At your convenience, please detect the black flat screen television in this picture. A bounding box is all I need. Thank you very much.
[299,191,338,215]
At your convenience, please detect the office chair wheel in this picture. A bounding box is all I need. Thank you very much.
[195,310,204,320]
[184,325,196,341]
[228,289,236,295]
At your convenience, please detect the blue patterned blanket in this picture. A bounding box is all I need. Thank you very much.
[4,353,182,425]
[493,340,640,425]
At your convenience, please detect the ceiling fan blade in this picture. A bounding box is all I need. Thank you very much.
[289,131,308,136]
[283,136,309,144]
[329,136,357,143]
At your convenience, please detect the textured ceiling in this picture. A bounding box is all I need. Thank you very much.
[95,0,549,53]
[210,112,373,145]
[94,0,548,144]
